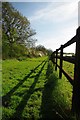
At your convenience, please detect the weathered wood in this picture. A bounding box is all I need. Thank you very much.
[59,45,63,79]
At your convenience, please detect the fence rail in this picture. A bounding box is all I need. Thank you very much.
[50,27,80,119]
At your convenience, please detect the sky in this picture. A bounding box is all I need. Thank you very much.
[5,1,80,53]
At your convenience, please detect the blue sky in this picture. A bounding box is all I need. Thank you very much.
[11,1,78,53]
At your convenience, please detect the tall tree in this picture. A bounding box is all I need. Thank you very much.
[2,2,36,58]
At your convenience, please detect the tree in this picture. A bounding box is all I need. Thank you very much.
[26,38,37,49]
[47,49,53,56]
[2,2,36,58]
[36,45,47,55]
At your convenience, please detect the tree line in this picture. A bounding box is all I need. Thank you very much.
[2,2,52,59]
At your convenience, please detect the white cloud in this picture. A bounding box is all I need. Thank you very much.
[30,2,78,23]
[36,25,77,53]
[4,0,78,53]
[30,1,78,53]
[3,0,79,2]
[1,0,79,53]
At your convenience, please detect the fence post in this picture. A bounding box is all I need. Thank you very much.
[55,49,58,71]
[59,45,63,79]
[72,27,80,119]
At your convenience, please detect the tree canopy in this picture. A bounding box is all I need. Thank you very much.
[2,2,36,59]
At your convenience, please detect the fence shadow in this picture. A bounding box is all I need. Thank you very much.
[9,61,47,120]
[40,61,65,120]
[2,60,45,107]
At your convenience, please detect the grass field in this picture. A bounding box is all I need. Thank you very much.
[2,57,76,120]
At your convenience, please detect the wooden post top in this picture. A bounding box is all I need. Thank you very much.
[77,26,80,36]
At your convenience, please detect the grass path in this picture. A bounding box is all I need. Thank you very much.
[2,57,75,120]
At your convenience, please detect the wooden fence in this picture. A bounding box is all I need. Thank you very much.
[50,27,80,119]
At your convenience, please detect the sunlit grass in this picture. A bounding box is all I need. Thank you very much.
[2,57,76,120]
[2,57,48,119]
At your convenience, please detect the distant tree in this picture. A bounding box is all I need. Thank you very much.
[47,49,53,56]
[26,38,37,49]
[2,2,36,58]
[36,45,47,54]
[2,31,10,59]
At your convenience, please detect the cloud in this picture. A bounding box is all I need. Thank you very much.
[29,1,78,53]
[29,2,78,23]
[36,24,77,53]
[4,0,79,2]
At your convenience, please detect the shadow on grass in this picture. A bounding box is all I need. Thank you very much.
[2,60,45,107]
[9,61,47,120]
[40,61,66,120]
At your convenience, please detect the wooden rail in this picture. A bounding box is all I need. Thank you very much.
[50,27,80,119]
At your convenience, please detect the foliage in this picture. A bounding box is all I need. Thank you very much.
[36,45,47,55]
[2,2,36,59]
[2,2,52,59]
[47,49,53,57]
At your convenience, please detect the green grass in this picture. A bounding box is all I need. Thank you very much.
[2,57,48,120]
[57,60,74,78]
[63,61,74,78]
[2,57,76,120]
[0,60,2,120]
